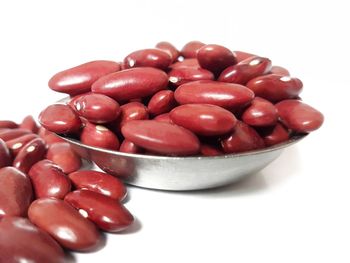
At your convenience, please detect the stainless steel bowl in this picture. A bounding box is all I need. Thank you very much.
[58,133,306,191]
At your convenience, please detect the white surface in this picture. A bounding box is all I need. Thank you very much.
[0,0,349,262]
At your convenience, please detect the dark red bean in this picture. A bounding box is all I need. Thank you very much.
[0,167,33,218]
[241,97,278,127]
[200,143,223,156]
[0,138,11,168]
[91,67,168,101]
[155,41,180,62]
[218,56,272,84]
[80,122,120,150]
[28,198,101,252]
[170,104,237,136]
[180,41,205,58]
[39,104,82,134]
[5,133,39,156]
[124,48,172,70]
[116,102,149,129]
[234,51,256,62]
[174,80,254,110]
[73,93,120,124]
[0,128,31,141]
[168,67,214,86]
[197,44,237,75]
[38,127,66,145]
[0,217,66,263]
[122,120,200,155]
[13,138,46,173]
[48,60,121,96]
[246,74,303,102]
[0,120,18,129]
[148,90,176,116]
[258,123,290,146]
[275,100,324,133]
[270,65,290,76]
[65,189,133,232]
[221,121,265,153]
[19,115,39,133]
[169,58,201,69]
[46,142,82,174]
[69,170,126,201]
[153,113,173,123]
[120,140,144,154]
[29,160,71,199]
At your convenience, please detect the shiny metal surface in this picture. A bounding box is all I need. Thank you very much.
[58,133,307,191]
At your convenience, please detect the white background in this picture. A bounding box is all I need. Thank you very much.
[0,0,349,262]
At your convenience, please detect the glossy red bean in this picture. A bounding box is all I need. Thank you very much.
[91,67,168,101]
[65,189,133,232]
[0,120,18,129]
[28,198,101,252]
[0,167,33,218]
[39,104,82,134]
[46,142,82,174]
[234,51,256,62]
[148,90,176,116]
[168,67,214,86]
[270,65,290,76]
[122,120,200,156]
[38,127,66,145]
[258,123,290,146]
[153,113,173,123]
[170,104,237,136]
[69,170,126,201]
[221,121,265,153]
[155,41,180,62]
[246,74,303,102]
[0,128,31,141]
[218,56,272,84]
[19,115,39,133]
[117,102,149,128]
[169,58,201,69]
[197,44,237,75]
[200,143,223,156]
[241,97,278,127]
[0,217,65,263]
[120,140,144,154]
[124,48,172,70]
[0,138,11,168]
[5,133,39,156]
[48,60,121,96]
[174,80,254,110]
[13,138,46,173]
[275,100,324,133]
[181,41,205,58]
[29,160,71,199]
[73,93,120,124]
[81,122,120,150]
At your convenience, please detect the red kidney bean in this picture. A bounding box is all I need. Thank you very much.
[153,113,173,123]
[124,48,172,70]
[270,65,290,76]
[13,138,46,173]
[19,115,39,133]
[39,104,82,134]
[73,93,120,124]
[91,67,168,101]
[5,133,39,156]
[170,104,237,136]
[221,121,265,153]
[81,122,120,150]
[120,140,144,154]
[29,159,71,199]
[48,60,121,96]
[174,80,254,110]
[0,138,11,168]
[0,128,31,141]
[180,41,205,58]
[46,142,82,174]
[155,41,180,62]
[168,67,214,86]
[241,97,278,127]
[200,143,223,156]
[258,123,290,146]
[117,102,149,128]
[246,74,303,102]
[0,217,66,263]
[275,100,324,133]
[28,198,101,252]
[197,44,237,75]
[148,90,176,116]
[234,51,256,62]
[69,170,126,201]
[169,58,201,69]
[122,120,200,155]
[0,167,33,218]
[0,120,18,129]
[65,189,133,232]
[38,127,66,145]
[218,56,272,84]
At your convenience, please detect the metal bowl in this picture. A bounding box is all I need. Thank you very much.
[58,133,307,191]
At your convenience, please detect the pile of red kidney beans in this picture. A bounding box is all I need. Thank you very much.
[0,41,324,262]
